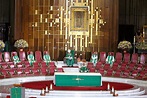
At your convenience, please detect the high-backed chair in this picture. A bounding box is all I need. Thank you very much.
[114,52,122,64]
[3,52,12,62]
[130,53,138,64]
[98,52,106,64]
[0,52,4,63]
[35,51,43,62]
[19,51,27,62]
[139,53,146,65]
[122,53,130,64]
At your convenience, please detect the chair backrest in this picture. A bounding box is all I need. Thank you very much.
[35,51,43,61]
[131,53,138,64]
[0,52,3,62]
[123,53,130,63]
[115,52,122,64]
[99,52,106,63]
[19,51,26,61]
[3,52,11,62]
[140,53,146,65]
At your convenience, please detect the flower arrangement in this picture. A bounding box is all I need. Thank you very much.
[0,40,5,50]
[135,34,147,49]
[117,41,132,50]
[14,39,28,48]
[136,42,147,50]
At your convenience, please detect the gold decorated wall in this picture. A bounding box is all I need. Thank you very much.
[15,0,119,60]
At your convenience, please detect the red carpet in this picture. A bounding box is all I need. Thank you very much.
[22,80,134,91]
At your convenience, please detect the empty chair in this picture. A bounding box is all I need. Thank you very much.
[98,52,106,64]
[129,70,139,79]
[3,52,12,63]
[135,64,143,72]
[136,71,147,80]
[89,67,96,72]
[139,53,146,65]
[95,62,103,71]
[105,69,113,77]
[122,53,130,64]
[103,63,111,70]
[113,69,122,77]
[19,51,27,62]
[119,63,127,71]
[98,68,105,76]
[121,70,130,78]
[0,52,4,63]
[3,52,14,68]
[130,53,138,64]
[35,51,43,62]
[127,63,136,71]
[0,52,7,66]
[111,63,119,71]
[57,68,64,72]
[114,52,122,64]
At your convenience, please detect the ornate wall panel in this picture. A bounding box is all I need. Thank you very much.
[16,0,118,60]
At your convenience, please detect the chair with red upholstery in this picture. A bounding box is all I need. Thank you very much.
[19,51,27,62]
[121,69,130,78]
[0,52,4,63]
[49,67,56,75]
[120,63,128,71]
[122,53,131,64]
[136,71,147,80]
[103,63,111,70]
[3,52,12,63]
[130,53,138,64]
[57,68,64,72]
[113,69,122,77]
[0,52,7,68]
[111,63,119,71]
[139,53,146,65]
[129,70,139,79]
[105,69,113,77]
[114,52,122,64]
[35,51,43,62]
[127,63,136,71]
[3,52,14,69]
[98,68,105,76]
[98,52,106,64]
[95,62,103,71]
[89,67,96,72]
[135,64,143,72]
